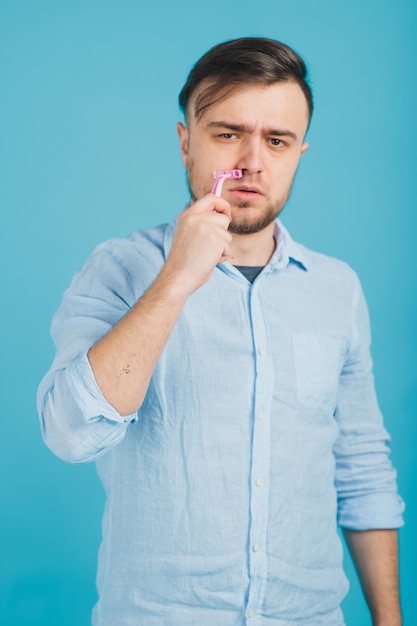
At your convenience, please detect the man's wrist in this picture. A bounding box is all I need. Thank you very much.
[372,611,403,626]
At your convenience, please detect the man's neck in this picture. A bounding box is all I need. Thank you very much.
[228,224,277,267]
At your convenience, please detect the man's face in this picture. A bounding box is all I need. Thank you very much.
[177,81,310,234]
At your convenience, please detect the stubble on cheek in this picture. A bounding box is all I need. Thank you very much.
[185,157,210,201]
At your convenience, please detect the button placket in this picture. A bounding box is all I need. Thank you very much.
[246,283,274,618]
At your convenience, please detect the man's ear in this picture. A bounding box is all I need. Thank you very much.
[301,141,309,156]
[177,122,188,167]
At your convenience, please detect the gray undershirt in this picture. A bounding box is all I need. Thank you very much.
[234,266,265,283]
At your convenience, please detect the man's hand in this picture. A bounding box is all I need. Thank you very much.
[161,193,233,296]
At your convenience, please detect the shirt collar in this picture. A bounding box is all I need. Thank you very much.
[270,219,310,272]
[163,215,309,272]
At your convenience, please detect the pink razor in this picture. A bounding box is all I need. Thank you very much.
[212,169,243,197]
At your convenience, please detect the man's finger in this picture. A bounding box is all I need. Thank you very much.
[187,193,232,221]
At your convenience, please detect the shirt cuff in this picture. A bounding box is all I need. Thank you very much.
[68,351,138,425]
[338,492,405,530]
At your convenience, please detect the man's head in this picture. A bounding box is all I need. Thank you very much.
[177,38,313,235]
[179,37,313,128]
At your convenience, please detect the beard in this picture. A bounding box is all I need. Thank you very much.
[185,165,294,235]
[226,197,289,234]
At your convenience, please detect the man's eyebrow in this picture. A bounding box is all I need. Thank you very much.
[205,121,298,140]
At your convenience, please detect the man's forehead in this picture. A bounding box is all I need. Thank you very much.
[188,80,310,132]
[189,80,308,119]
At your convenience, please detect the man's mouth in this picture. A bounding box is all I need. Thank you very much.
[229,185,264,200]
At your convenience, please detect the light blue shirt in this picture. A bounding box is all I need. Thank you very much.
[37,219,404,625]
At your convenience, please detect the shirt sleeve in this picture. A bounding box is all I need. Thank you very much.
[37,242,140,464]
[333,275,405,530]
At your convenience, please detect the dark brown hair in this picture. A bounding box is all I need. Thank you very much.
[179,37,313,126]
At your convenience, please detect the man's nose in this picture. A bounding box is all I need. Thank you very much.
[236,137,263,175]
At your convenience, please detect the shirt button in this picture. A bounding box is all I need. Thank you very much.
[257,411,265,420]
[247,608,255,618]
[258,347,266,356]
[252,543,261,552]
[255,478,264,487]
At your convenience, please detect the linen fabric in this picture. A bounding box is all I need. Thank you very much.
[37,218,404,625]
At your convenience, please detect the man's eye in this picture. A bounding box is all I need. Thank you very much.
[220,133,236,139]
[270,138,284,147]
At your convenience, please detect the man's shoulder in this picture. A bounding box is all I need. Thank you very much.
[92,222,172,267]
[300,242,355,274]
[126,222,172,246]
[278,221,358,284]
[288,236,362,296]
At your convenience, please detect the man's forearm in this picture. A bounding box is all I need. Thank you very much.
[343,528,402,626]
[88,268,189,416]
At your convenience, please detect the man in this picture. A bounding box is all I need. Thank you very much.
[38,38,404,625]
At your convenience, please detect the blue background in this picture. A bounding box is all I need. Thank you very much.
[1,1,416,624]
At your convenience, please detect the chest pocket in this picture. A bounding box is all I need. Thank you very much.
[291,333,345,409]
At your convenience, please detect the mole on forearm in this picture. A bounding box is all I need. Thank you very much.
[116,364,131,379]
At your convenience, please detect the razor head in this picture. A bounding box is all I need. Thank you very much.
[212,169,243,197]
[213,169,243,180]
